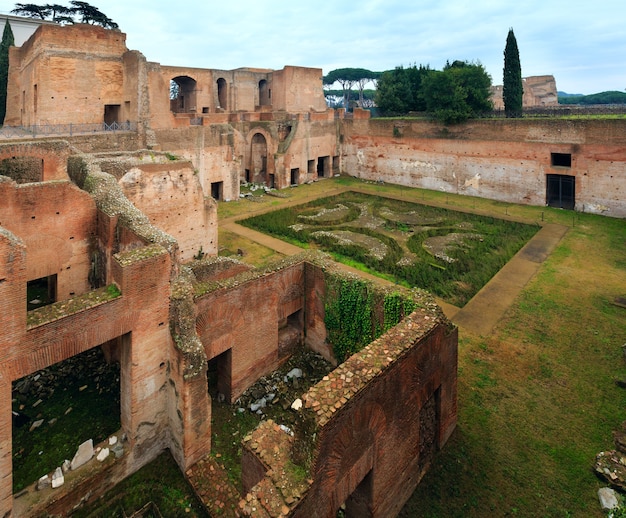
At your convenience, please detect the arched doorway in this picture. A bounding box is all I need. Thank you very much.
[259,79,270,107]
[217,78,227,111]
[250,133,269,186]
[170,76,197,113]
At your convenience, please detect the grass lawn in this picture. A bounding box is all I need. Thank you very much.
[221,177,626,517]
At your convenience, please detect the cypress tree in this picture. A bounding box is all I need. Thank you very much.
[503,28,523,118]
[0,19,15,126]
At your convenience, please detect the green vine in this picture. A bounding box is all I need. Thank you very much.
[324,276,418,363]
[325,278,373,362]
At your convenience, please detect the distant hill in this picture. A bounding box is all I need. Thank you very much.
[558,91,626,104]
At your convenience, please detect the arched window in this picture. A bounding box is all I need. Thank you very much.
[259,79,270,106]
[170,76,197,113]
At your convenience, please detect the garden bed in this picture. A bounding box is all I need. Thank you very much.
[240,191,539,306]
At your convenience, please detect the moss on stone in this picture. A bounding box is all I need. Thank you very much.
[114,244,168,267]
[27,284,122,328]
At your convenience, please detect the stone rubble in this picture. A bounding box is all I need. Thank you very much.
[70,439,94,471]
[36,474,50,491]
[51,467,64,489]
[96,447,110,462]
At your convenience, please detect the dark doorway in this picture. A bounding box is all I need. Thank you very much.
[343,470,373,517]
[104,104,121,125]
[207,349,232,403]
[317,156,330,178]
[546,174,575,210]
[27,274,56,311]
[290,168,300,186]
[250,133,268,184]
[170,76,197,113]
[211,181,223,201]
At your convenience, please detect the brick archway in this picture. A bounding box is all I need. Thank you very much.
[245,128,276,187]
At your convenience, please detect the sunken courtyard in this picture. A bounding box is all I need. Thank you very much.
[0,21,625,518]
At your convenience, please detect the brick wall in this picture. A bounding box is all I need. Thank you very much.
[239,307,458,518]
[0,179,96,299]
[118,161,217,261]
[342,118,626,216]
[195,262,307,402]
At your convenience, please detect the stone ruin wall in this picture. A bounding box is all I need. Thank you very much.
[237,282,457,517]
[341,118,626,217]
[5,24,130,127]
[0,177,96,301]
[491,74,558,110]
[0,141,204,515]
[97,156,218,261]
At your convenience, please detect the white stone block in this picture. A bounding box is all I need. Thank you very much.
[51,467,64,489]
[96,448,110,462]
[70,439,94,470]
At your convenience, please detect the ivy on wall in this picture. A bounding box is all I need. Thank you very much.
[324,274,417,362]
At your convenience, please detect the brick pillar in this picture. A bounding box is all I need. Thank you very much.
[0,377,12,517]
[0,229,27,517]
[112,246,172,468]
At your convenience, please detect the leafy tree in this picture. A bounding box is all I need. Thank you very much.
[0,19,15,125]
[325,88,376,109]
[375,66,413,115]
[11,3,51,18]
[324,68,380,109]
[69,1,118,28]
[558,91,626,105]
[11,2,118,29]
[375,64,432,115]
[423,70,470,124]
[503,28,523,117]
[422,61,492,124]
[46,3,73,22]
[353,69,380,107]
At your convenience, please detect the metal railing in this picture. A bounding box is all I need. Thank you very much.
[0,121,137,139]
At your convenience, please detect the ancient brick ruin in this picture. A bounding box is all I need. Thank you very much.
[0,20,625,518]
[491,74,559,110]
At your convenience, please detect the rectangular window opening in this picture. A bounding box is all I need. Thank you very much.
[551,152,572,168]
[27,274,57,311]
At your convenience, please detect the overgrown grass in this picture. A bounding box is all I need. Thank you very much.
[71,450,209,517]
[400,210,626,517]
[218,228,285,267]
[240,191,538,306]
[12,348,120,492]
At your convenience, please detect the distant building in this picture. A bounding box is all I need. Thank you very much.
[491,75,558,110]
[0,14,56,46]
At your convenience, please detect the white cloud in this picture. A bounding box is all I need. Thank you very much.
[10,0,625,94]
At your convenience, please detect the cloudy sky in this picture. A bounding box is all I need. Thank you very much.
[4,1,625,94]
